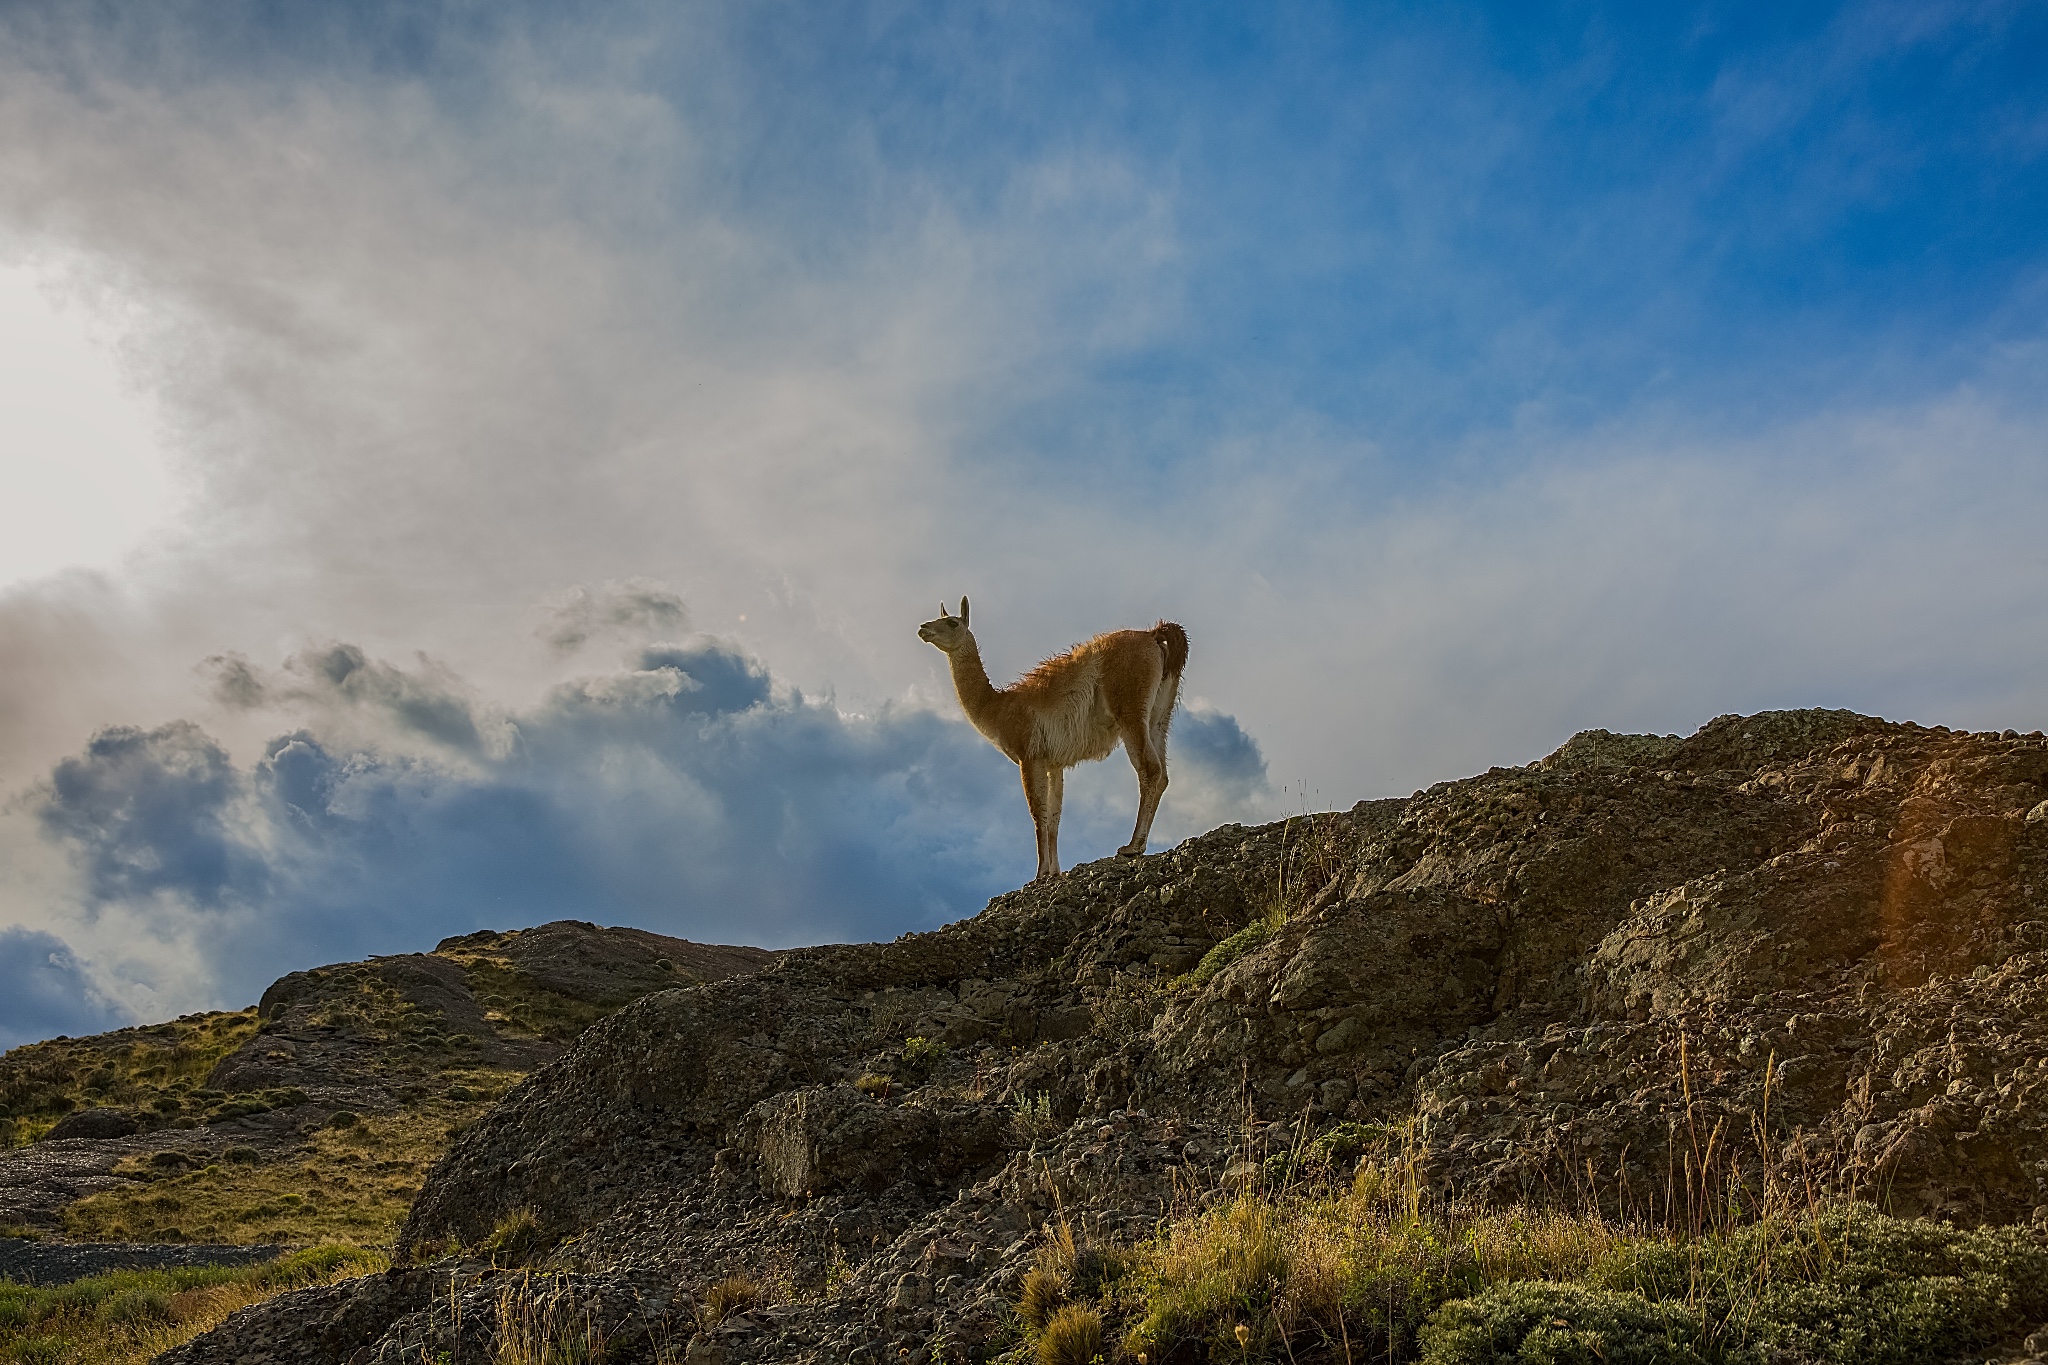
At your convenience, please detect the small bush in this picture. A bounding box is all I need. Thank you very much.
[1306,1120,1387,1169]
[1012,1092,1058,1141]
[223,1146,260,1164]
[902,1035,949,1076]
[1035,1303,1103,1365]
[854,1073,894,1098]
[326,1110,359,1128]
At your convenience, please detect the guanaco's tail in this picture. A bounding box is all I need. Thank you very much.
[1153,621,1189,678]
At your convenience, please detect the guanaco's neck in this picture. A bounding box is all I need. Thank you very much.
[946,633,1002,720]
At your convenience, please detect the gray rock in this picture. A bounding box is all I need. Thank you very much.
[42,1107,139,1141]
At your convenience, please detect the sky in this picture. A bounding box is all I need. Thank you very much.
[1,0,2044,1048]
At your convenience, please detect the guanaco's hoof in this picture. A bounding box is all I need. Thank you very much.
[1116,845,1144,859]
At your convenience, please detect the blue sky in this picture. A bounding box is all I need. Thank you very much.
[1,0,2044,1046]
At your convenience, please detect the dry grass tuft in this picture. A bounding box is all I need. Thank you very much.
[699,1271,762,1325]
[1017,1265,1067,1337]
[480,1207,551,1267]
[1034,1302,1103,1365]
[492,1272,609,1365]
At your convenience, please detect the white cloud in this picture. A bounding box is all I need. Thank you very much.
[0,260,179,588]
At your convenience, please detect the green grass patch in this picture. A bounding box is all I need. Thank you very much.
[59,1079,517,1247]
[0,1244,386,1364]
[454,960,612,1043]
[0,1012,260,1148]
[1178,906,1289,989]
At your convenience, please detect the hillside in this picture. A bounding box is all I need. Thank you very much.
[0,922,776,1247]
[20,707,2048,1364]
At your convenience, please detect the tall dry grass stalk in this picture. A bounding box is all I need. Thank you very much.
[493,1273,609,1365]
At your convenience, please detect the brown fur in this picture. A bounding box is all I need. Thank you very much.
[919,598,1186,881]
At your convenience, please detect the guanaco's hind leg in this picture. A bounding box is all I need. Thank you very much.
[1116,716,1168,858]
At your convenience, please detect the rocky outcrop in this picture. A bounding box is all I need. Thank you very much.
[157,709,2048,1364]
[43,1108,141,1141]
[151,1267,439,1365]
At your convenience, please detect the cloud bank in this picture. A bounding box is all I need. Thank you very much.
[12,628,1266,1036]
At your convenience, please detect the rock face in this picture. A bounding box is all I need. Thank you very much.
[159,709,2048,1364]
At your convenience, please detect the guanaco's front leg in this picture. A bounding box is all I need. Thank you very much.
[1020,760,1058,880]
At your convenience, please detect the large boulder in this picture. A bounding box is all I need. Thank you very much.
[42,1107,139,1141]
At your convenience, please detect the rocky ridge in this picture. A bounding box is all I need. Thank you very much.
[152,709,2048,1362]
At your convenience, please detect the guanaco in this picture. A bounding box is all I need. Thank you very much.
[919,597,1188,881]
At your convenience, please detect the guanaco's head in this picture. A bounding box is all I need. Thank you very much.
[917,597,972,652]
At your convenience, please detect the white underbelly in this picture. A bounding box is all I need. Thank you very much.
[1034,689,1118,766]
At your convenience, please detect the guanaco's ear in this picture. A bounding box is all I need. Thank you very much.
[959,597,970,626]
[939,601,950,620]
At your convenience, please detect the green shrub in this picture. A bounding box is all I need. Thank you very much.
[5,1333,69,1365]
[901,1035,950,1082]
[1306,1120,1388,1168]
[1410,1207,2048,1365]
[1011,1091,1059,1141]
[1418,1282,1716,1365]
[1182,909,1286,988]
